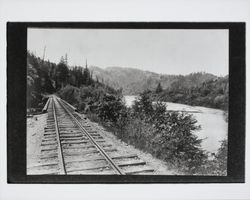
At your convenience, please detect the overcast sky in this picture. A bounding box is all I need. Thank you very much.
[28,28,228,76]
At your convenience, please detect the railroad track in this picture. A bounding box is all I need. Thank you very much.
[28,95,155,175]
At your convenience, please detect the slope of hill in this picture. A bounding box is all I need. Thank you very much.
[89,66,218,95]
[27,52,119,109]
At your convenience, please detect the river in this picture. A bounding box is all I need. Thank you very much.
[123,95,228,153]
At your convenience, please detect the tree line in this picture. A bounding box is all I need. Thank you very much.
[151,76,228,110]
[27,52,112,108]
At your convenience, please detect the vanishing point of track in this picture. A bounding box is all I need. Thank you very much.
[29,95,155,175]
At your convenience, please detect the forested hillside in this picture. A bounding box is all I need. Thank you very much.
[90,66,228,110]
[28,53,228,111]
[90,66,218,95]
[151,76,229,110]
[27,52,119,109]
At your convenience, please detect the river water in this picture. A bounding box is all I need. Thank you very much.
[123,95,228,153]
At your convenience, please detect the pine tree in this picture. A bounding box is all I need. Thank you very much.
[133,90,153,117]
[83,66,90,85]
[56,58,69,88]
[155,82,163,93]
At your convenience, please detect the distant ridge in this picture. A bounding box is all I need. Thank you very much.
[89,66,219,95]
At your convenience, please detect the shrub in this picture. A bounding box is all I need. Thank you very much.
[97,93,127,123]
[149,107,207,173]
[112,92,207,174]
[123,117,155,149]
[58,85,80,106]
[132,90,153,118]
[214,139,228,175]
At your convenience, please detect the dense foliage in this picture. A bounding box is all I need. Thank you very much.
[27,53,55,108]
[90,67,218,95]
[58,84,209,173]
[150,76,229,110]
[85,90,227,175]
[120,91,207,173]
[57,83,122,115]
[27,52,101,109]
[90,66,228,110]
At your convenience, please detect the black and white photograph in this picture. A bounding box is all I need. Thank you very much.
[26,28,229,176]
[2,0,249,199]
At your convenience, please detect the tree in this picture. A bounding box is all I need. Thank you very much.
[27,63,39,108]
[27,63,38,88]
[82,66,91,85]
[133,90,153,117]
[97,94,126,123]
[155,82,163,93]
[56,58,69,88]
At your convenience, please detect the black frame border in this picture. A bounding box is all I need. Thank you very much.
[7,22,245,183]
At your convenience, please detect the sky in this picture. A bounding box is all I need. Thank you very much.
[28,28,228,76]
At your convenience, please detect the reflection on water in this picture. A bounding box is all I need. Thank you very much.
[123,95,228,153]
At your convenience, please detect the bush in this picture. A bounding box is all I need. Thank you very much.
[27,90,43,108]
[149,106,207,173]
[97,93,127,123]
[111,92,207,174]
[123,117,155,149]
[58,85,80,106]
[214,139,228,175]
[132,90,153,118]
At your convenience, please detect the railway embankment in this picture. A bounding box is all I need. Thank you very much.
[27,96,177,175]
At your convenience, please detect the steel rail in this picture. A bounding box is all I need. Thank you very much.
[42,97,51,113]
[52,98,67,175]
[54,96,124,175]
